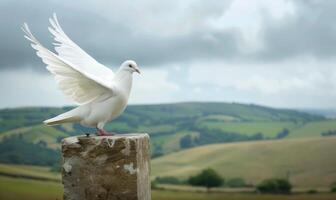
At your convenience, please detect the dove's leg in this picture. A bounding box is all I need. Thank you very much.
[96,128,116,136]
[96,122,117,136]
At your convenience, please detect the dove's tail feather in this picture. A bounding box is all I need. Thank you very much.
[44,108,81,126]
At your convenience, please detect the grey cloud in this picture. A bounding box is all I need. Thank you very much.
[0,0,115,70]
[0,0,237,71]
[2,0,336,72]
[257,0,336,61]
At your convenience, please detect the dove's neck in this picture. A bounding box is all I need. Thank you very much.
[114,70,133,96]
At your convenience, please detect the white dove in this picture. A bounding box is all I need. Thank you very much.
[22,14,140,136]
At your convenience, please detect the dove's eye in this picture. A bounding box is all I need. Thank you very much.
[128,64,132,68]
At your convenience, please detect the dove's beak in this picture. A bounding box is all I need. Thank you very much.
[135,68,141,74]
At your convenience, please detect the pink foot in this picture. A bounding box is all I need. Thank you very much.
[96,128,116,136]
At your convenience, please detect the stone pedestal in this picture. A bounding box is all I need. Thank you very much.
[61,134,151,200]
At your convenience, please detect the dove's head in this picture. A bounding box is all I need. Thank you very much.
[120,60,141,74]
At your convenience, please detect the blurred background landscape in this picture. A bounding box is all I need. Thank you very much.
[1,103,336,199]
[1,0,336,199]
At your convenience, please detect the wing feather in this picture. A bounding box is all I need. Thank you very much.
[22,23,113,105]
[48,13,114,81]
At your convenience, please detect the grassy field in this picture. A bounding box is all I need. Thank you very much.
[154,130,200,153]
[288,120,336,138]
[0,176,336,200]
[152,137,336,187]
[2,137,335,188]
[0,163,60,181]
[198,119,336,139]
[197,121,298,137]
[0,176,62,200]
[152,190,336,200]
[197,114,240,122]
[118,118,330,158]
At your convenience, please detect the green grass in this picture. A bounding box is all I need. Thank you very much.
[0,176,335,200]
[137,124,177,135]
[155,120,335,154]
[0,163,60,181]
[152,137,336,187]
[0,176,62,200]
[197,120,336,139]
[198,121,298,137]
[198,114,240,122]
[152,190,336,200]
[288,120,336,138]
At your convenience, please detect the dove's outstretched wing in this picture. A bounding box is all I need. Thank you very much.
[22,23,115,105]
[48,14,114,81]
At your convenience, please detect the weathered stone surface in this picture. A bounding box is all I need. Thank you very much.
[61,134,151,200]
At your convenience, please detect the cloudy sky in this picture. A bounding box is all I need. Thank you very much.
[0,0,336,109]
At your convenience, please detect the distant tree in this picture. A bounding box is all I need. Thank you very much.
[276,128,290,139]
[188,168,223,191]
[306,189,318,194]
[180,135,194,149]
[321,130,336,137]
[151,180,159,189]
[331,182,336,193]
[250,133,264,140]
[257,178,292,194]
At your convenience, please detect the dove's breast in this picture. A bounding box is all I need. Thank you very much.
[80,72,133,128]
[80,92,129,128]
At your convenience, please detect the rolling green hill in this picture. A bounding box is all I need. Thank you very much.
[0,137,335,200]
[0,102,329,158]
[0,102,324,134]
[152,137,336,187]
[196,121,298,138]
[0,124,67,149]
